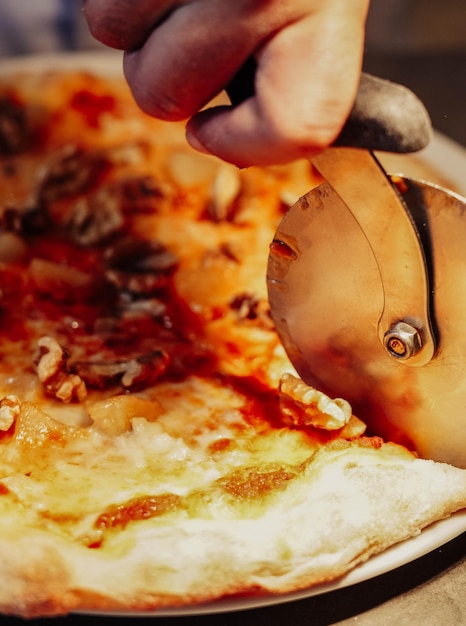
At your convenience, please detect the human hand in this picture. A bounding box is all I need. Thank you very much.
[84,0,370,167]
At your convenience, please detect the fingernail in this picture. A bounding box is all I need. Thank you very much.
[186,129,211,156]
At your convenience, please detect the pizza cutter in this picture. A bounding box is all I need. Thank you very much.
[261,73,466,468]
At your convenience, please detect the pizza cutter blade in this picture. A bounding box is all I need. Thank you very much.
[266,75,466,467]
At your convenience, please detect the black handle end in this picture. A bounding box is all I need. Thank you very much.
[335,74,432,154]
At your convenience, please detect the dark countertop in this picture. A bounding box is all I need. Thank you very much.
[363,49,466,148]
[2,50,466,626]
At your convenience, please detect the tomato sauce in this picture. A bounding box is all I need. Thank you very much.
[69,90,116,128]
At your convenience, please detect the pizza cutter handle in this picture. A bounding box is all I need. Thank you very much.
[226,60,432,154]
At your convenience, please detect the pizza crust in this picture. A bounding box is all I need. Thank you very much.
[1,440,465,617]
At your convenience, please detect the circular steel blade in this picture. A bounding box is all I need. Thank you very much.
[267,178,466,467]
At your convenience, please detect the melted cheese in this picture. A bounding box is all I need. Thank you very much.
[0,376,319,534]
[0,70,465,619]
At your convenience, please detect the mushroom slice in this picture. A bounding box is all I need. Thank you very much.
[73,350,169,391]
[104,237,178,296]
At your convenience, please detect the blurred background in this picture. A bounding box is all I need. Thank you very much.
[364,0,466,146]
[0,0,464,145]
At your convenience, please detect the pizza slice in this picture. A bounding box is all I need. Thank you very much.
[0,64,464,618]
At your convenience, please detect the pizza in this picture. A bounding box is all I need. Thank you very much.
[0,57,465,618]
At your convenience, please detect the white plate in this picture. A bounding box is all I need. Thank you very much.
[1,52,465,618]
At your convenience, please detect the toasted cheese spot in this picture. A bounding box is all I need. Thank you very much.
[95,493,183,530]
[217,465,299,501]
[208,438,232,454]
